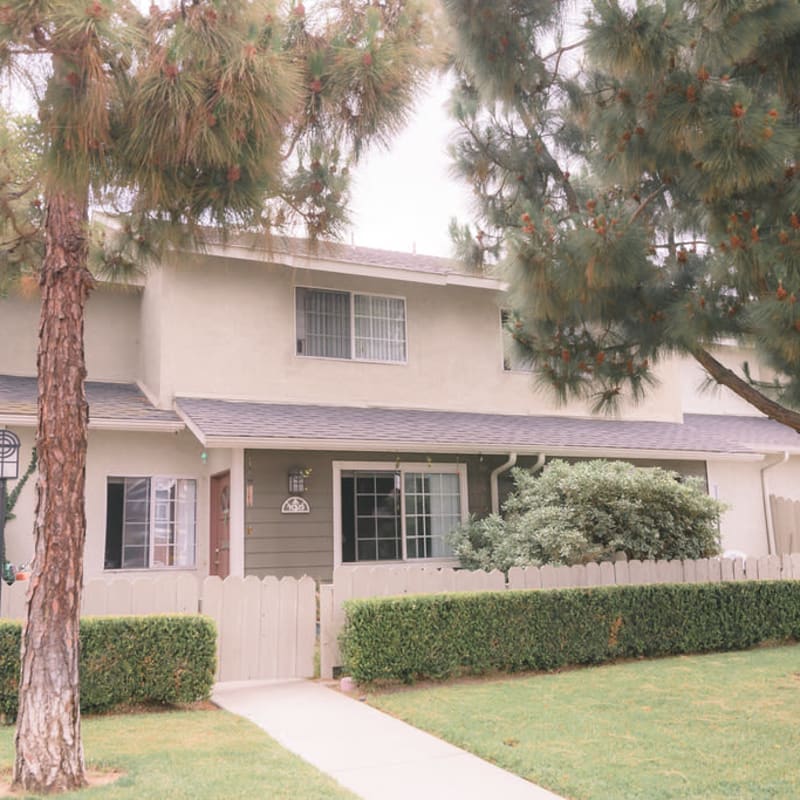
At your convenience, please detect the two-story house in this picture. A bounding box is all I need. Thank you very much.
[2,236,799,584]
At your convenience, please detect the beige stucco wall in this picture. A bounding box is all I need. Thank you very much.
[0,285,141,382]
[679,345,770,417]
[4,427,213,581]
[148,254,682,421]
[706,460,770,556]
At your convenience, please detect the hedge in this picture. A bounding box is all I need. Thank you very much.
[341,580,800,683]
[0,615,216,721]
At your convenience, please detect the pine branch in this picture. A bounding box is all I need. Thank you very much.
[691,348,800,434]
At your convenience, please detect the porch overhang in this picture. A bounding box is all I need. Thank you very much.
[0,374,184,433]
[174,397,791,462]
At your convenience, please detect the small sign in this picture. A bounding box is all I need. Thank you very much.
[281,496,311,514]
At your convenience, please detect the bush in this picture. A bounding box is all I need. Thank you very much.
[341,580,800,684]
[449,460,723,571]
[0,615,216,721]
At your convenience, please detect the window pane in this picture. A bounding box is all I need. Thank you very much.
[296,288,351,359]
[354,294,406,362]
[106,476,195,570]
[357,540,376,561]
[121,478,150,569]
[152,477,197,568]
[352,471,401,562]
[404,472,460,559]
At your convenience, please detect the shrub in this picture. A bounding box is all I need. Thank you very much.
[341,580,800,684]
[0,615,216,721]
[449,460,724,571]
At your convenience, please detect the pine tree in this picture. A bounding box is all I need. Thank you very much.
[0,0,436,792]
[443,0,800,430]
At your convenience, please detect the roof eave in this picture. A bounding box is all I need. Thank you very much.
[0,414,183,434]
[198,434,765,461]
[202,243,507,291]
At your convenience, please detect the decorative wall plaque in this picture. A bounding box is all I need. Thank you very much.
[281,496,311,514]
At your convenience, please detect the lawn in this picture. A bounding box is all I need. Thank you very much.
[0,708,356,799]
[368,643,800,800]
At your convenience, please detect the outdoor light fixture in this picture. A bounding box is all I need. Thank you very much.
[288,467,307,494]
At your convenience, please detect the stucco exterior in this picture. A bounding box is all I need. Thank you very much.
[147,254,682,421]
[2,236,799,582]
[5,427,209,580]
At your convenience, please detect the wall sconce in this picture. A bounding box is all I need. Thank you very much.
[288,467,308,494]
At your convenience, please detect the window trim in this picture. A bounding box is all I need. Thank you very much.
[103,473,199,572]
[332,460,468,568]
[500,308,534,373]
[294,286,409,365]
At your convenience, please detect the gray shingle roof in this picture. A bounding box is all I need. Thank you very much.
[214,232,472,278]
[175,396,800,455]
[0,374,181,426]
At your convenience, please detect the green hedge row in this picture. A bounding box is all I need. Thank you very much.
[341,580,800,683]
[0,615,216,720]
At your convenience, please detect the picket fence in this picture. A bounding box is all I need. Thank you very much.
[0,574,316,682]
[4,553,800,683]
[771,496,800,556]
[318,553,800,678]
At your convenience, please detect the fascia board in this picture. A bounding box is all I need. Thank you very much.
[0,414,183,433]
[0,414,36,427]
[198,434,765,461]
[201,243,506,291]
[87,418,184,433]
[174,405,209,447]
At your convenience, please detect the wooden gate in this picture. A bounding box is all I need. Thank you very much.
[0,574,317,681]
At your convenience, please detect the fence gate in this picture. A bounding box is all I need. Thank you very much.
[0,573,317,682]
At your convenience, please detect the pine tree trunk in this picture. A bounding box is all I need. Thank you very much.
[12,190,92,794]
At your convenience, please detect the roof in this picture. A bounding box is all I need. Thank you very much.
[0,375,183,432]
[174,397,800,459]
[204,233,504,290]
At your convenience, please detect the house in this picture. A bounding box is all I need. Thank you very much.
[2,235,799,585]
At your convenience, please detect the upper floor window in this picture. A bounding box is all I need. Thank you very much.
[296,287,406,363]
[105,476,197,570]
[501,309,533,372]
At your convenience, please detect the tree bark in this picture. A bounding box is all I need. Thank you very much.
[692,347,800,434]
[12,190,92,794]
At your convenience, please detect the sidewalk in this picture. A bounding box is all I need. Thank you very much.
[212,679,564,800]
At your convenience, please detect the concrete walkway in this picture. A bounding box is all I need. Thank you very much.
[212,679,564,800]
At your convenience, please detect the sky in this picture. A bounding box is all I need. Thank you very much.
[344,77,472,259]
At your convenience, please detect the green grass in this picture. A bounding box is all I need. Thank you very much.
[368,643,800,800]
[0,708,356,799]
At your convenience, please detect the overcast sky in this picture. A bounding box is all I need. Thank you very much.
[345,77,472,258]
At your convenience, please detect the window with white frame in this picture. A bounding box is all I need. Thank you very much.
[296,287,406,363]
[501,309,533,372]
[338,463,466,563]
[104,476,197,570]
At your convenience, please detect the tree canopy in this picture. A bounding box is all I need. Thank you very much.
[0,0,437,793]
[443,0,800,431]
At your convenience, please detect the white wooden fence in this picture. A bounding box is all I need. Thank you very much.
[0,574,317,682]
[5,554,800,683]
[771,496,800,555]
[319,554,800,678]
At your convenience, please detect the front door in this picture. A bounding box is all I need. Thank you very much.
[210,471,231,578]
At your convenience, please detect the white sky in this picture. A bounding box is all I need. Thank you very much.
[345,77,472,258]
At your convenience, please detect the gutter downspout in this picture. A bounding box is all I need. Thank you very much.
[760,451,789,555]
[490,453,517,515]
[490,453,546,514]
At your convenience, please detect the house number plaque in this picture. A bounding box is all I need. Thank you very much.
[281,496,311,514]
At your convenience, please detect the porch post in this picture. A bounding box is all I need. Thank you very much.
[229,447,245,577]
